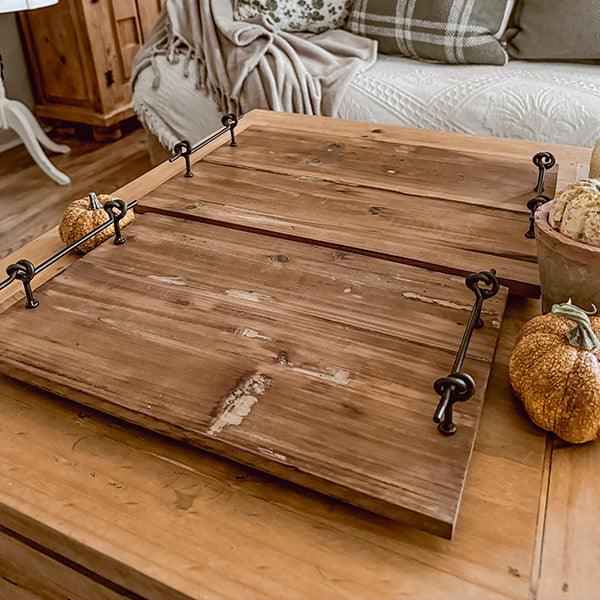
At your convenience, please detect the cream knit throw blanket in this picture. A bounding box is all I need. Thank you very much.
[132,0,376,122]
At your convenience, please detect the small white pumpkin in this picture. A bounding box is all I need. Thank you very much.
[549,178,600,247]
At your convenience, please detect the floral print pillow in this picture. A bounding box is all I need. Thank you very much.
[234,0,353,34]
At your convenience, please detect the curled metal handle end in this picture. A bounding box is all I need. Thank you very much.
[170,140,193,177]
[221,113,239,146]
[103,199,129,245]
[6,260,39,309]
[532,151,556,172]
[466,268,499,301]
[526,152,556,238]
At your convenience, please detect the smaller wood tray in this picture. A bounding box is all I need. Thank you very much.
[0,213,507,538]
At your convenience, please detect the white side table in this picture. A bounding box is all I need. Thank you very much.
[0,0,70,185]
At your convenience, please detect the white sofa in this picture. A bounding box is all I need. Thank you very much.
[132,41,600,152]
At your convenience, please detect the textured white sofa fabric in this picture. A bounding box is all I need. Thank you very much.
[133,51,600,150]
[338,56,600,147]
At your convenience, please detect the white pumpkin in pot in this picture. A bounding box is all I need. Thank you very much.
[533,140,600,313]
[549,178,600,247]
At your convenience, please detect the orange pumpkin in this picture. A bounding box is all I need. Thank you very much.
[59,192,134,254]
[509,301,600,443]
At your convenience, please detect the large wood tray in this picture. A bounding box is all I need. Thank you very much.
[0,212,507,538]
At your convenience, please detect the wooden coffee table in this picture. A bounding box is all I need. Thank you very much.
[0,111,596,599]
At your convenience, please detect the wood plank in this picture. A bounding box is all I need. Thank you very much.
[0,526,135,600]
[203,125,558,211]
[537,440,600,599]
[0,213,507,538]
[0,297,544,599]
[245,110,591,168]
[234,111,590,207]
[138,160,541,297]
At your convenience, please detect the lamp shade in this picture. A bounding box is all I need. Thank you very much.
[0,0,58,14]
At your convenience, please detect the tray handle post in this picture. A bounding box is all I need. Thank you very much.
[170,114,243,177]
[5,260,39,309]
[525,152,556,239]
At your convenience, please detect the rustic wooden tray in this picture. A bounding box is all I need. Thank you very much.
[137,121,558,298]
[0,213,507,538]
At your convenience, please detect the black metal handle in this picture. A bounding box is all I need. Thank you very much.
[5,260,38,309]
[103,199,129,245]
[0,199,137,309]
[172,140,193,178]
[221,113,239,147]
[433,269,500,435]
[525,152,556,239]
[170,113,242,177]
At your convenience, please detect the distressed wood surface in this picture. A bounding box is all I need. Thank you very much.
[137,115,569,298]
[139,159,541,297]
[242,111,590,193]
[0,212,507,539]
[204,126,558,210]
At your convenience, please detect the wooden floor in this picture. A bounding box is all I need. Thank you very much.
[0,121,152,260]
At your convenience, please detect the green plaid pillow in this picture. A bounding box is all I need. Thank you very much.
[347,0,516,65]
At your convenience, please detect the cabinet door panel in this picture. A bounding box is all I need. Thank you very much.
[80,0,134,112]
[19,1,96,109]
[138,0,165,40]
[111,0,144,80]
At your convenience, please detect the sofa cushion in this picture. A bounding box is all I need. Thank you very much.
[234,0,352,33]
[133,52,600,151]
[508,0,600,62]
[346,0,515,65]
[337,56,600,148]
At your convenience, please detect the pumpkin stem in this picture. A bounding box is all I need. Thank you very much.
[552,300,600,350]
[88,192,102,211]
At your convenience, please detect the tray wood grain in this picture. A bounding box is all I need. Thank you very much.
[137,123,559,297]
[0,213,507,538]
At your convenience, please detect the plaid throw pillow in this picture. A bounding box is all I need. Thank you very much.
[347,0,516,65]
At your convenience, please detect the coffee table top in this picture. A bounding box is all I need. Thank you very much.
[0,110,595,599]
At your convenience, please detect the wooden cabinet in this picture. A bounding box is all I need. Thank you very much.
[18,0,164,141]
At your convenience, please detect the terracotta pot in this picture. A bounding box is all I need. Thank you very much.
[535,201,600,314]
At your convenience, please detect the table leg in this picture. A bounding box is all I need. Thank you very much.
[1,98,71,185]
[0,51,70,186]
